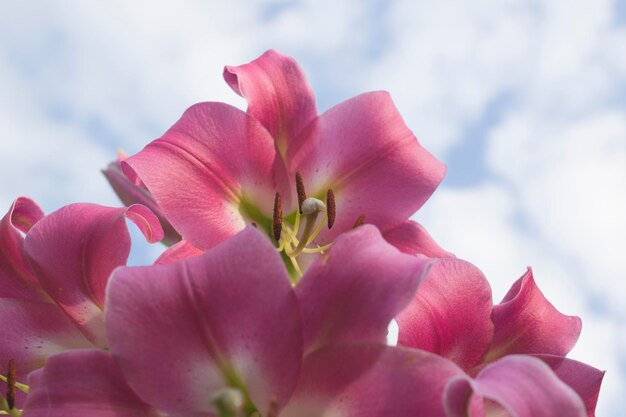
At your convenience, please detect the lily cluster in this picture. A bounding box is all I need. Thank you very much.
[0,51,603,417]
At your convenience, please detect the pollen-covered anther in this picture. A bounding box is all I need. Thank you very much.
[326,189,335,229]
[273,192,282,241]
[6,359,15,410]
[353,214,365,228]
[295,172,307,214]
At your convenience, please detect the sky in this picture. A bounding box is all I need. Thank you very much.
[1,0,624,414]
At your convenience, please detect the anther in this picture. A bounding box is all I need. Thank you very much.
[251,222,257,228]
[353,214,365,228]
[295,172,307,214]
[6,359,15,410]
[326,189,335,229]
[273,192,282,241]
[267,397,279,417]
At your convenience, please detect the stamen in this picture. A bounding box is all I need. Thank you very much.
[295,172,307,214]
[353,214,365,228]
[272,192,282,241]
[267,397,279,417]
[250,222,257,228]
[326,189,335,229]
[6,360,15,411]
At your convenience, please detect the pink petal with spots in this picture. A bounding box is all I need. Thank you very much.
[289,92,445,243]
[0,197,47,301]
[485,269,581,362]
[296,225,430,354]
[535,354,604,417]
[22,350,160,417]
[0,298,94,380]
[23,203,163,347]
[105,227,302,416]
[123,102,292,250]
[445,355,586,417]
[281,344,463,417]
[383,220,455,258]
[224,49,317,155]
[397,258,494,371]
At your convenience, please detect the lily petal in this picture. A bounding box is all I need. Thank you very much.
[105,227,302,416]
[383,220,455,258]
[296,225,430,354]
[123,102,292,250]
[103,159,181,245]
[224,49,317,155]
[445,355,587,417]
[534,354,604,417]
[397,258,494,371]
[22,350,160,417]
[0,197,46,301]
[281,344,464,417]
[0,298,94,380]
[23,203,163,347]
[154,239,204,265]
[288,91,445,243]
[485,269,581,362]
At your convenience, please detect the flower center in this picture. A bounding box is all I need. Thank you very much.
[270,173,364,281]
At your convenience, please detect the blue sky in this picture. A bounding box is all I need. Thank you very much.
[1,1,624,414]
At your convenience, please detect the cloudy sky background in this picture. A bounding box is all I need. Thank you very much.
[1,0,624,414]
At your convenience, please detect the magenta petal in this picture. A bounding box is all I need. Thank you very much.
[124,102,292,250]
[0,298,94,379]
[22,350,160,417]
[445,355,587,417]
[397,259,494,371]
[23,203,163,347]
[103,159,181,245]
[105,227,302,415]
[296,225,430,354]
[383,220,455,258]
[154,239,204,264]
[0,197,47,301]
[535,354,605,417]
[281,344,463,417]
[289,92,446,243]
[485,269,581,362]
[224,50,317,153]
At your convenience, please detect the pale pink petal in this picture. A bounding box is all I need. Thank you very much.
[23,203,163,347]
[22,350,160,417]
[105,227,302,416]
[445,355,587,417]
[154,239,204,265]
[397,259,494,371]
[484,269,581,362]
[288,92,445,243]
[383,220,455,258]
[123,102,292,250]
[103,159,181,245]
[224,49,317,154]
[296,225,430,354]
[535,354,604,417]
[0,298,94,380]
[0,197,47,301]
[280,344,463,417]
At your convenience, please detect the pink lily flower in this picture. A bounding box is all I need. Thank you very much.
[20,225,474,416]
[396,258,604,416]
[0,197,163,407]
[121,50,449,276]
